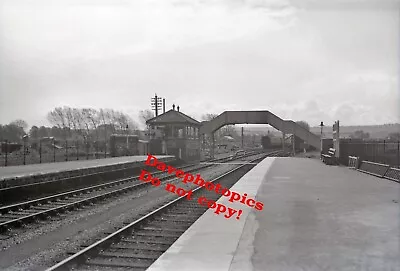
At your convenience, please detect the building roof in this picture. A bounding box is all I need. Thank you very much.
[146,109,201,126]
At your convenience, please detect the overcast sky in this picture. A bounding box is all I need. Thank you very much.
[0,0,399,129]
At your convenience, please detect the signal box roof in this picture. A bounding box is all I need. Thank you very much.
[146,109,201,126]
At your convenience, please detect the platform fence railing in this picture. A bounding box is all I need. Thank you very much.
[340,140,400,169]
[347,155,399,183]
[0,140,110,167]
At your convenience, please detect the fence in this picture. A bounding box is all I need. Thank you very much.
[339,140,400,168]
[347,156,400,182]
[0,140,110,167]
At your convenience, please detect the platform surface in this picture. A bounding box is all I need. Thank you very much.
[0,155,174,180]
[147,157,400,271]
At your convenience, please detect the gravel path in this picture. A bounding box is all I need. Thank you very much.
[0,164,236,271]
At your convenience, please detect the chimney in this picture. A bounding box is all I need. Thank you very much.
[177,105,180,112]
[172,104,175,110]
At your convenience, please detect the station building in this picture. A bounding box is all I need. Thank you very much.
[146,105,201,162]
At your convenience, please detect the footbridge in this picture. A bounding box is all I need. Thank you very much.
[199,110,321,153]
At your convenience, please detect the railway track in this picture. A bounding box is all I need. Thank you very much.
[0,152,250,206]
[0,151,270,233]
[45,152,282,271]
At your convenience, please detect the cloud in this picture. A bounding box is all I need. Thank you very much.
[268,69,399,125]
[0,0,398,128]
[288,0,400,9]
[1,0,297,61]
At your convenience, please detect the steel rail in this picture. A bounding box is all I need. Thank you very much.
[0,150,258,214]
[0,151,264,232]
[45,152,280,271]
[0,162,202,214]
[0,163,215,232]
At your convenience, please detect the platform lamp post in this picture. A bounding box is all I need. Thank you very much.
[39,138,42,163]
[104,132,107,159]
[76,140,79,160]
[22,134,28,165]
[126,124,129,156]
[320,121,324,158]
[4,139,8,167]
[320,121,324,137]
[51,137,56,162]
[65,139,68,161]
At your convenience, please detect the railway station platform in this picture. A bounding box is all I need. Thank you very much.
[147,157,400,271]
[0,155,175,188]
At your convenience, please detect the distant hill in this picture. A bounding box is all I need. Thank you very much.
[310,124,400,139]
[234,124,400,139]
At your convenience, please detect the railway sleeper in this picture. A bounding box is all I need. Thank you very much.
[141,226,187,233]
[68,195,92,200]
[176,203,205,207]
[50,202,76,206]
[111,242,169,251]
[166,210,205,215]
[7,210,38,216]
[30,206,51,210]
[77,264,139,271]
[159,214,202,220]
[86,258,152,269]
[134,230,182,238]
[0,214,23,219]
[152,217,195,223]
[98,250,162,260]
[148,220,192,228]
[170,204,207,209]
[136,228,186,236]
[167,207,206,212]
[122,237,174,245]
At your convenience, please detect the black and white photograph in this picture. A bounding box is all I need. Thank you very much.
[0,0,399,270]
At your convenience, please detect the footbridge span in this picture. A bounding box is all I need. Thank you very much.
[199,110,321,153]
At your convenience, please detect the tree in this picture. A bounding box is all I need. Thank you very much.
[127,115,139,130]
[47,107,67,131]
[221,125,237,138]
[50,126,63,138]
[296,121,310,131]
[1,123,26,142]
[29,126,39,140]
[38,126,49,138]
[64,106,74,137]
[139,109,155,126]
[201,113,218,121]
[82,108,101,142]
[10,119,28,132]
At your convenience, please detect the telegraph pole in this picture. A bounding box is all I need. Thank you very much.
[155,94,158,116]
[151,94,163,116]
[163,98,166,114]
